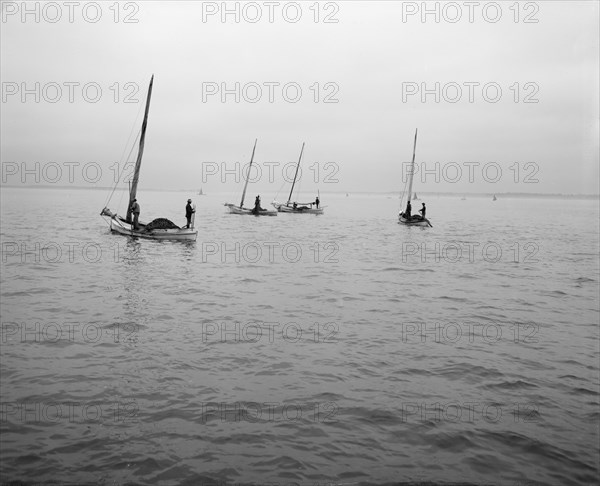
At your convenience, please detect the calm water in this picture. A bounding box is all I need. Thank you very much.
[1,187,599,486]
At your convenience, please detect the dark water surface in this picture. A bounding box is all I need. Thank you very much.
[1,187,599,485]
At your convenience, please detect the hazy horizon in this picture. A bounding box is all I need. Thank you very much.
[2,183,598,200]
[2,1,599,198]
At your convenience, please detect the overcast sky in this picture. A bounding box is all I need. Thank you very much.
[1,0,598,196]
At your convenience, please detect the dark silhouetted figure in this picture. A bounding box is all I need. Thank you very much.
[253,195,262,214]
[130,199,140,230]
[185,199,195,228]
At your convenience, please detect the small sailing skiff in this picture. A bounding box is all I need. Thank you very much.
[101,208,197,240]
[100,76,198,241]
[224,139,277,216]
[399,129,432,228]
[275,202,322,214]
[272,143,324,214]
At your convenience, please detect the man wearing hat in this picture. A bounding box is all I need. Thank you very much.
[419,202,426,220]
[185,198,195,229]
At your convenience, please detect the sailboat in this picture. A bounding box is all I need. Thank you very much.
[399,129,432,227]
[224,139,277,216]
[272,143,323,214]
[100,76,198,241]
[198,187,204,196]
[492,194,497,201]
[413,193,419,200]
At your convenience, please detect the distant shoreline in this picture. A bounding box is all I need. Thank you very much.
[1,184,598,200]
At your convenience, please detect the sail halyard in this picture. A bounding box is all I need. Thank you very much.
[405,128,418,212]
[240,139,258,208]
[126,75,154,222]
[287,142,305,205]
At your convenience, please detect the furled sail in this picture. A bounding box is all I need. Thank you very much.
[127,74,154,222]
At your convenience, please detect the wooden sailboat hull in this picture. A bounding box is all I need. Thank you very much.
[100,77,198,243]
[398,213,432,227]
[224,203,277,216]
[272,201,324,214]
[102,210,198,241]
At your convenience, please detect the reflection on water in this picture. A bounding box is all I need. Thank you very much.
[0,188,598,485]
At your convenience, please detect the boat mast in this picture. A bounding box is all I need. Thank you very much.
[287,142,305,205]
[406,128,418,211]
[127,75,154,222]
[240,139,257,208]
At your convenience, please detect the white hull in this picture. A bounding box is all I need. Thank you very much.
[272,201,324,214]
[102,211,198,241]
[224,203,277,216]
[398,213,432,227]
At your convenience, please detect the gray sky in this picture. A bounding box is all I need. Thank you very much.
[1,0,598,195]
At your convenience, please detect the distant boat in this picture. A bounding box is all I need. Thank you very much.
[100,76,198,241]
[272,143,323,214]
[398,129,432,227]
[413,193,419,200]
[198,187,205,196]
[493,194,497,201]
[224,139,277,216]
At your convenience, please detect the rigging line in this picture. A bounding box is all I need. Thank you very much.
[116,183,127,212]
[103,100,144,208]
[117,100,145,169]
[398,169,410,212]
[294,148,304,202]
[273,179,287,201]
[290,144,306,203]
[295,170,302,201]
[232,158,249,206]
[230,154,249,207]
[104,128,141,208]
[99,213,113,228]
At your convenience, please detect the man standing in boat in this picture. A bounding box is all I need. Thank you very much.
[185,199,195,228]
[419,203,426,220]
[404,200,412,219]
[253,195,262,214]
[315,195,320,209]
[130,199,140,230]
